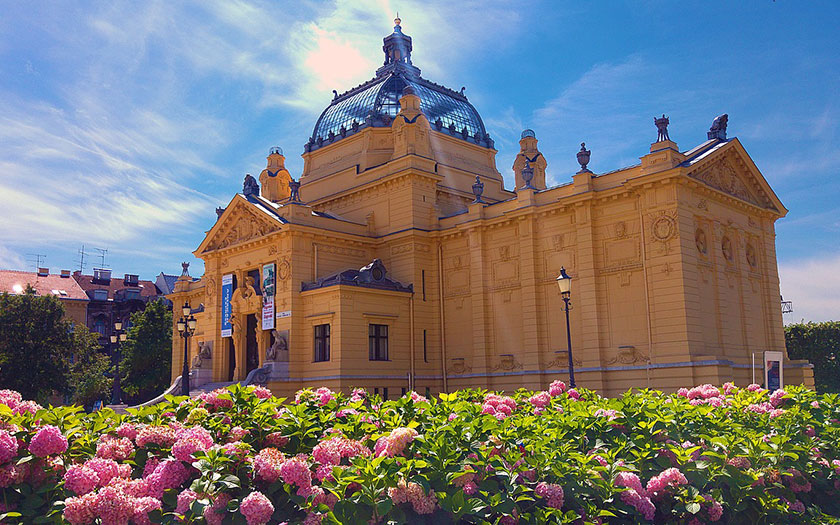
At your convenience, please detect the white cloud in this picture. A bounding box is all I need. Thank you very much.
[779,253,840,323]
[0,245,25,271]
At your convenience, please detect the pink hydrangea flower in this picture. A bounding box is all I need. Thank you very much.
[703,494,723,521]
[175,489,199,514]
[136,425,177,448]
[96,435,134,462]
[409,391,429,404]
[172,426,214,462]
[204,493,231,525]
[64,465,99,495]
[785,468,812,493]
[620,489,655,521]
[115,423,138,441]
[280,455,312,489]
[63,492,97,524]
[146,459,190,498]
[722,382,736,395]
[810,400,820,409]
[535,482,564,509]
[789,499,806,513]
[84,458,130,487]
[264,432,289,448]
[28,425,68,457]
[13,400,43,415]
[198,389,234,411]
[769,389,787,408]
[253,448,285,482]
[0,430,19,463]
[645,468,688,497]
[529,391,551,409]
[548,380,566,396]
[240,491,274,525]
[374,427,418,458]
[726,457,751,469]
[567,388,581,400]
[389,479,437,514]
[313,437,370,466]
[746,383,762,392]
[0,390,22,410]
[251,386,272,399]
[349,388,367,402]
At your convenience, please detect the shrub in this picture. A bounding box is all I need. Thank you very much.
[0,382,839,523]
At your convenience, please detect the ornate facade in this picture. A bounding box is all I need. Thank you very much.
[169,20,812,397]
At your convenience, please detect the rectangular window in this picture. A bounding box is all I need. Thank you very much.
[383,387,388,400]
[374,387,379,397]
[314,324,330,362]
[421,270,426,301]
[425,387,431,399]
[369,324,389,361]
[401,387,407,397]
[423,330,427,362]
[247,269,262,295]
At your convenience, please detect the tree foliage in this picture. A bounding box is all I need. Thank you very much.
[785,320,840,393]
[67,326,112,408]
[120,299,173,404]
[0,288,75,401]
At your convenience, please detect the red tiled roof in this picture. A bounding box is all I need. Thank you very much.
[0,270,89,301]
[72,272,162,300]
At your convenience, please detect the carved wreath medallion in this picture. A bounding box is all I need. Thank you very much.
[651,215,676,242]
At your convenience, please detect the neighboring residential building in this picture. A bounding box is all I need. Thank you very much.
[0,268,89,325]
[73,269,164,346]
[168,19,812,397]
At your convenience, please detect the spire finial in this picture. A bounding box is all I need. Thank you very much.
[395,12,400,26]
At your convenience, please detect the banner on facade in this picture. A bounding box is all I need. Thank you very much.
[221,274,233,337]
[262,296,275,330]
[764,350,783,390]
[262,263,276,330]
[263,263,276,297]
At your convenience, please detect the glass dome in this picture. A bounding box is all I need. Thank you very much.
[305,21,493,152]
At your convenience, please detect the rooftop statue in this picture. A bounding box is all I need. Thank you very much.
[708,114,729,140]
[654,114,670,142]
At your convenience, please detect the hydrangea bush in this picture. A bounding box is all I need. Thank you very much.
[0,381,839,523]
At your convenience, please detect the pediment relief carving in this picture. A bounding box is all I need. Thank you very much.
[204,205,281,252]
[689,155,773,209]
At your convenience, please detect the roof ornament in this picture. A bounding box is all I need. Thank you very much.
[332,90,338,100]
[215,206,225,219]
[472,176,485,204]
[521,159,535,189]
[243,173,259,197]
[707,113,728,140]
[180,262,190,277]
[395,12,401,27]
[654,114,670,142]
[288,177,302,203]
[521,129,536,139]
[576,142,591,173]
[459,86,466,96]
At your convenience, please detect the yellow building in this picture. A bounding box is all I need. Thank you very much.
[169,19,812,397]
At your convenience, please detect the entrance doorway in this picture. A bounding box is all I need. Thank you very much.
[246,314,259,375]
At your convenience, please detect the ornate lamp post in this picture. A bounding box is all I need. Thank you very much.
[110,321,127,404]
[177,302,197,396]
[555,267,575,387]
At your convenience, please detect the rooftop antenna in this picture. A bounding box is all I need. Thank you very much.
[26,253,46,271]
[93,247,108,268]
[77,245,87,273]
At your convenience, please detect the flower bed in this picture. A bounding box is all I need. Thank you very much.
[0,382,839,523]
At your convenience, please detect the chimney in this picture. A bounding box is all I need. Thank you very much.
[60,270,71,278]
[124,274,139,286]
[37,267,49,277]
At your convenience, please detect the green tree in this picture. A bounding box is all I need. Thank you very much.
[0,287,74,401]
[67,326,112,407]
[785,320,840,393]
[120,299,173,404]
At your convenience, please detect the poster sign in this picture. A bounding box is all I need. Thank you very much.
[261,263,276,331]
[276,310,291,319]
[263,263,276,297]
[221,274,233,337]
[764,351,783,390]
[262,296,275,330]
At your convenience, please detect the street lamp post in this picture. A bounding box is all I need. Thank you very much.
[177,302,197,396]
[555,267,576,388]
[110,321,127,405]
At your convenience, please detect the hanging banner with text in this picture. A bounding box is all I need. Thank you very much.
[262,263,276,330]
[221,274,233,337]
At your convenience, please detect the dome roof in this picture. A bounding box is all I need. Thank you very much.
[305,20,493,152]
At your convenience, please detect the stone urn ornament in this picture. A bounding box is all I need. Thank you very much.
[472,176,485,203]
[576,142,591,173]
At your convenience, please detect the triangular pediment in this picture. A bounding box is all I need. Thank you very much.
[685,139,786,215]
[196,195,284,254]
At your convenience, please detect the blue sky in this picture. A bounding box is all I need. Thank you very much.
[0,1,838,322]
